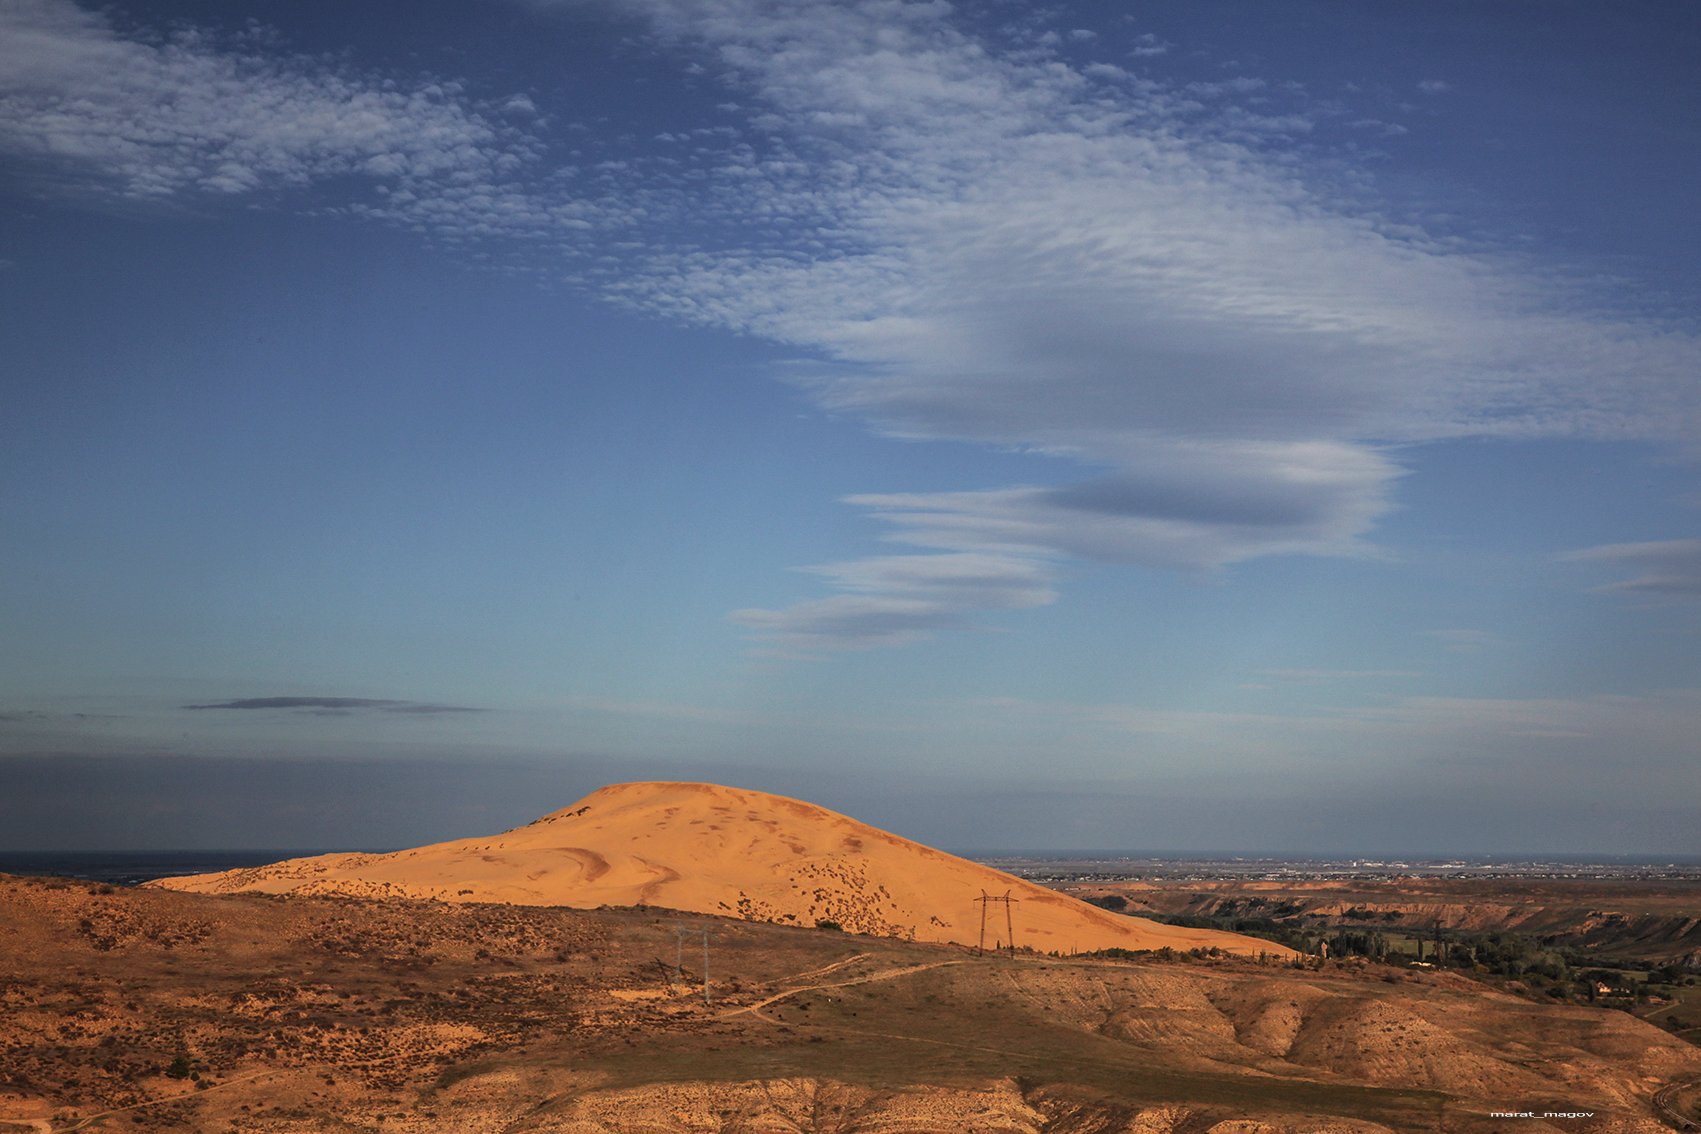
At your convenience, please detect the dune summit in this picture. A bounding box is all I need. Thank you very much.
[151,781,1288,957]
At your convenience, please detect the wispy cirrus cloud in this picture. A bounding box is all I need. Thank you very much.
[731,551,1057,651]
[1561,538,1701,600]
[969,688,1701,760]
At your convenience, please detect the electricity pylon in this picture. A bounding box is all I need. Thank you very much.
[974,889,1018,953]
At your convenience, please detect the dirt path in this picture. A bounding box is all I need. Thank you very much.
[21,1070,282,1133]
[1654,1078,1700,1131]
[769,951,873,986]
[717,958,964,1022]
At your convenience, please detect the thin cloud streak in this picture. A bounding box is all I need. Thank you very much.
[966,689,1701,762]
[731,551,1057,652]
[185,697,485,714]
[1562,538,1701,599]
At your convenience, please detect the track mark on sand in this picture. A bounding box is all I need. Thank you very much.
[631,857,680,904]
[558,847,610,881]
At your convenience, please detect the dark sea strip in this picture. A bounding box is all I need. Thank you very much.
[0,851,354,886]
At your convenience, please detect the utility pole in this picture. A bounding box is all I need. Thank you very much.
[672,925,709,1003]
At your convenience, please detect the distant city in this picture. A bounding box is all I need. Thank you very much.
[972,854,1701,883]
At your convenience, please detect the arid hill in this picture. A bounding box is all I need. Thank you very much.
[150,781,1287,958]
[4,872,1698,1133]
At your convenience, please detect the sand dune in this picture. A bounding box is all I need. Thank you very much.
[150,781,1290,958]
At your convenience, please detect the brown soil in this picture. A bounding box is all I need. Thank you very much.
[3,873,1698,1133]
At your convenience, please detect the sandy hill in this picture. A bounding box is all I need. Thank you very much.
[150,781,1289,958]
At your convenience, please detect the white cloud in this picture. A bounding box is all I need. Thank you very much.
[548,0,1701,649]
[12,1,1699,652]
[1130,33,1171,58]
[1562,538,1701,599]
[1185,76,1267,97]
[501,93,540,117]
[0,0,609,240]
[846,440,1401,567]
[731,551,1056,652]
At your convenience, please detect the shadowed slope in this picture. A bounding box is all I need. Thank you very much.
[150,781,1289,958]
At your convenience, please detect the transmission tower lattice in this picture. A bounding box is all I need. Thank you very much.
[974,889,1018,953]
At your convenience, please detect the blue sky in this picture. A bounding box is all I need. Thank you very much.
[2,0,1698,854]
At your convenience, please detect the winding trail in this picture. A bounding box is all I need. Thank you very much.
[768,951,873,987]
[1,1070,282,1133]
[1654,1078,1700,1131]
[717,958,964,1022]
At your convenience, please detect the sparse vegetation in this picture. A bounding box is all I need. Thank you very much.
[1109,891,1701,1030]
[4,868,1698,1131]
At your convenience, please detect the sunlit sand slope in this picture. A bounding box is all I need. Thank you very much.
[151,781,1291,957]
